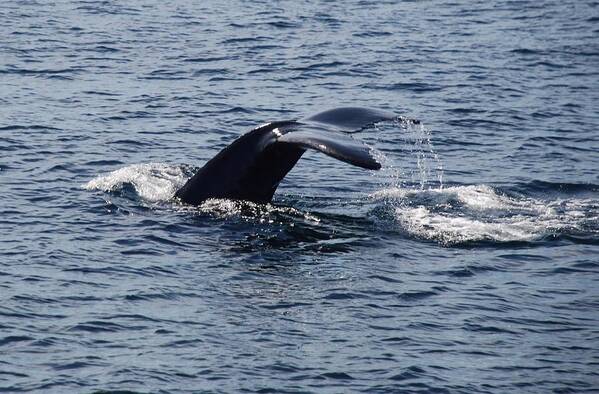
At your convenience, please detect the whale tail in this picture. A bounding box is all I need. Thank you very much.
[175,107,398,205]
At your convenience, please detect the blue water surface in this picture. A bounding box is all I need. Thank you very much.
[1,1,598,393]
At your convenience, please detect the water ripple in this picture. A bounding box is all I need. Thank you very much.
[1,1,598,393]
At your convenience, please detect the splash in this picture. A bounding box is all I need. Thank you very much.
[366,119,599,245]
[371,185,599,245]
[180,198,321,223]
[84,163,320,223]
[372,118,444,190]
[83,163,189,202]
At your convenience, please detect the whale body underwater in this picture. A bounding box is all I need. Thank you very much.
[175,107,404,206]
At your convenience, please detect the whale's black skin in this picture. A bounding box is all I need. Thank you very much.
[175,107,398,205]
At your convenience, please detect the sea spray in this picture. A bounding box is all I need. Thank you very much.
[370,118,444,191]
[84,163,189,202]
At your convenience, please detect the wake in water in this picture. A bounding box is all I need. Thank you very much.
[83,161,598,246]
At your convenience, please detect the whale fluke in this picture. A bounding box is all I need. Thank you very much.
[277,129,380,170]
[175,107,396,205]
[302,107,397,132]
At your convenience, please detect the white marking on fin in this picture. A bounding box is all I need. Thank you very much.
[255,122,272,130]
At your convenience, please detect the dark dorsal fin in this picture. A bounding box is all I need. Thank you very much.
[175,107,396,205]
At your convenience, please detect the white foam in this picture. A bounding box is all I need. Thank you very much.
[395,206,546,244]
[371,185,598,245]
[187,198,321,223]
[83,163,188,202]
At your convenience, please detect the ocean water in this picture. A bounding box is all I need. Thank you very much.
[1,1,599,393]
